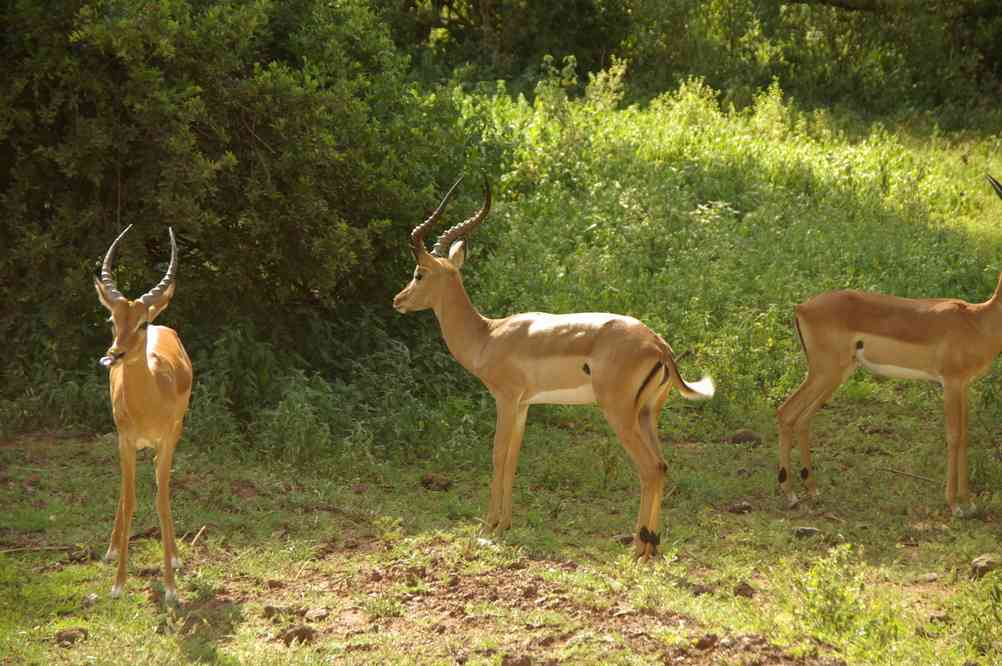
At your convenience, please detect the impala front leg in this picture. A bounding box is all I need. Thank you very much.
[112,442,137,598]
[485,394,527,534]
[944,383,973,517]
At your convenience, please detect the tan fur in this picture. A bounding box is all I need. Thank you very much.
[94,239,191,603]
[395,221,713,558]
[777,281,1002,516]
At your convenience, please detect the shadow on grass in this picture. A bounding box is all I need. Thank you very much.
[170,589,245,665]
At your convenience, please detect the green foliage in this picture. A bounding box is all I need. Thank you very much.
[457,72,1002,430]
[779,545,908,660]
[252,370,335,462]
[379,0,631,90]
[953,572,1002,659]
[0,367,110,437]
[0,0,464,389]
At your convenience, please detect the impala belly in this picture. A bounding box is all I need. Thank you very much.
[527,384,596,405]
[855,338,942,384]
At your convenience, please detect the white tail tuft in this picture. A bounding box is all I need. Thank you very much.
[681,375,715,400]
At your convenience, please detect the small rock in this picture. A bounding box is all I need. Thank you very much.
[501,655,532,666]
[929,610,951,624]
[304,607,329,622]
[81,593,99,608]
[278,624,317,646]
[727,501,753,514]
[971,554,1001,579]
[793,526,821,539]
[915,572,940,584]
[694,633,719,650]
[726,429,762,446]
[55,628,88,647]
[733,581,755,598]
[735,467,752,478]
[420,473,452,491]
[263,605,287,620]
[614,533,634,545]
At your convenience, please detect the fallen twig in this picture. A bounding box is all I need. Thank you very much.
[0,544,72,555]
[190,524,208,548]
[875,467,936,484]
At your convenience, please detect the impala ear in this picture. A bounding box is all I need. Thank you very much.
[448,240,467,269]
[144,282,175,322]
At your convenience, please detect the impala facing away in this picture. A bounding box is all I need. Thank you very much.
[94,225,192,602]
[777,175,1002,516]
[394,177,715,557]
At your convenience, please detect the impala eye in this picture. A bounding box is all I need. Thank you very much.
[415,272,424,281]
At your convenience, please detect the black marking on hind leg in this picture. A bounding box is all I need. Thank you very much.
[855,340,863,350]
[638,527,661,554]
[778,467,788,483]
[582,363,591,375]
[800,467,809,480]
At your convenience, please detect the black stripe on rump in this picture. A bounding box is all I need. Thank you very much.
[635,361,664,404]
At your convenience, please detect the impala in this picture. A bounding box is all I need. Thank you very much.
[777,175,1002,516]
[393,177,715,557]
[94,224,193,602]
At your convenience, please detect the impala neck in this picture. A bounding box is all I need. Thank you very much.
[113,331,157,393]
[431,275,489,372]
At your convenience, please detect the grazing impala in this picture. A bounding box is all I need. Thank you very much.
[94,225,192,602]
[777,175,1002,516]
[394,177,714,557]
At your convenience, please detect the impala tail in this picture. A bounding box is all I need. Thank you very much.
[665,352,715,400]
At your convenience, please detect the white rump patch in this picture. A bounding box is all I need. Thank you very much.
[855,348,942,384]
[527,384,596,405]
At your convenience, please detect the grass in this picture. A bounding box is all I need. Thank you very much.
[3,383,1002,664]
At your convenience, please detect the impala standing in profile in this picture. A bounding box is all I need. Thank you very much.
[94,225,192,602]
[777,175,1002,517]
[394,177,714,558]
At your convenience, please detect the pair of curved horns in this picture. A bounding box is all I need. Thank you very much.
[99,225,178,306]
[410,175,492,259]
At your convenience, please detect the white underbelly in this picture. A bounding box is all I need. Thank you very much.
[856,349,942,384]
[527,384,596,405]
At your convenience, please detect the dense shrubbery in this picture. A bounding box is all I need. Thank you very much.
[5,0,1002,455]
[0,0,471,394]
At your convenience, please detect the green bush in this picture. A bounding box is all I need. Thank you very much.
[0,0,466,394]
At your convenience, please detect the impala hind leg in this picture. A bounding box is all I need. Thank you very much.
[637,399,671,557]
[155,437,180,603]
[603,404,665,559]
[777,360,852,508]
[111,442,137,598]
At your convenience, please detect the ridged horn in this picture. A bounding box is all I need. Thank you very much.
[98,224,134,303]
[138,227,178,308]
[987,174,1002,201]
[431,176,491,257]
[411,176,464,258]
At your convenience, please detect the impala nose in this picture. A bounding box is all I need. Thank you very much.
[393,291,408,314]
